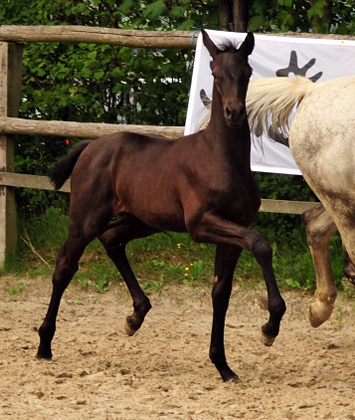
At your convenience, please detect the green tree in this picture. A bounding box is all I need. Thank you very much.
[248,0,355,34]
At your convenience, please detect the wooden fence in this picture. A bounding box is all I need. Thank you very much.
[0,25,320,266]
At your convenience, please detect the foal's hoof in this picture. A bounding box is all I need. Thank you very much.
[220,369,241,383]
[228,375,241,384]
[309,301,333,328]
[36,347,52,360]
[124,323,137,337]
[124,317,139,337]
[261,331,276,347]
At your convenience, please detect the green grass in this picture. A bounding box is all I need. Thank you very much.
[2,207,346,295]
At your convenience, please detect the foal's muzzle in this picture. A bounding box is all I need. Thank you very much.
[225,101,246,127]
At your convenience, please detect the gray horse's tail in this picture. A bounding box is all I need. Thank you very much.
[246,76,315,138]
[49,140,92,190]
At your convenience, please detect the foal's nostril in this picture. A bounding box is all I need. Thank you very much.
[225,102,245,123]
[226,107,232,118]
[237,104,245,115]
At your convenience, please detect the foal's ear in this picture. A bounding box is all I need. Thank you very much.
[238,32,254,57]
[201,29,220,60]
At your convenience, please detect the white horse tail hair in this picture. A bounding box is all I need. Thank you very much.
[197,75,316,134]
[246,76,315,137]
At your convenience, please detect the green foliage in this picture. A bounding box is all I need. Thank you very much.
[92,276,110,293]
[252,172,318,242]
[248,0,355,34]
[19,206,69,250]
[125,231,215,285]
[142,275,168,294]
[272,228,344,291]
[13,206,69,271]
[8,283,24,296]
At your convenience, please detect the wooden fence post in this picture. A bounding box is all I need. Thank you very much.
[0,42,23,267]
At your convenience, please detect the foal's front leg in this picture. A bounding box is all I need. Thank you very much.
[189,212,286,381]
[210,244,242,382]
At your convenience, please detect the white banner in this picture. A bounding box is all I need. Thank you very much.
[185,30,355,175]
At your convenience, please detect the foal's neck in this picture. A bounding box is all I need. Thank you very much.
[204,86,251,155]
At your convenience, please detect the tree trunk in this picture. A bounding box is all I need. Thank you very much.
[219,0,233,31]
[233,0,248,32]
[219,0,248,32]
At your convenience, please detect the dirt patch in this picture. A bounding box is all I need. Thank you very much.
[1,275,355,419]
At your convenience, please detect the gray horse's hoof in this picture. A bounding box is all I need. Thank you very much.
[309,300,334,328]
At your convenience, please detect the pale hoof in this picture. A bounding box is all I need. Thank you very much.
[309,300,334,328]
[262,331,276,347]
[229,375,242,384]
[124,321,137,337]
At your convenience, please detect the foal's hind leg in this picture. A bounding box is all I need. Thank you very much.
[37,200,114,359]
[37,233,90,359]
[99,215,160,336]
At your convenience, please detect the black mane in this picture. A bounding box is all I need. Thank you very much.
[219,40,239,53]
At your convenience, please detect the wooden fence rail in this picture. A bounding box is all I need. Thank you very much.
[0,117,184,139]
[1,25,355,47]
[0,25,320,267]
[0,26,197,48]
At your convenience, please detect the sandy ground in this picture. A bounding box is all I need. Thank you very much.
[1,275,355,419]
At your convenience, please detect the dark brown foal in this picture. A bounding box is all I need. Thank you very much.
[37,30,286,382]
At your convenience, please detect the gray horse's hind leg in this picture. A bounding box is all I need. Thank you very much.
[342,247,355,285]
[301,204,338,327]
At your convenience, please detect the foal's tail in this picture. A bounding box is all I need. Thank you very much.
[49,140,92,190]
[246,75,316,137]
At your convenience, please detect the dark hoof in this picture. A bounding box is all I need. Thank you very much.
[36,346,52,360]
[226,374,241,384]
[220,368,241,383]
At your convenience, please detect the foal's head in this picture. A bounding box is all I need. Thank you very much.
[201,30,254,128]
